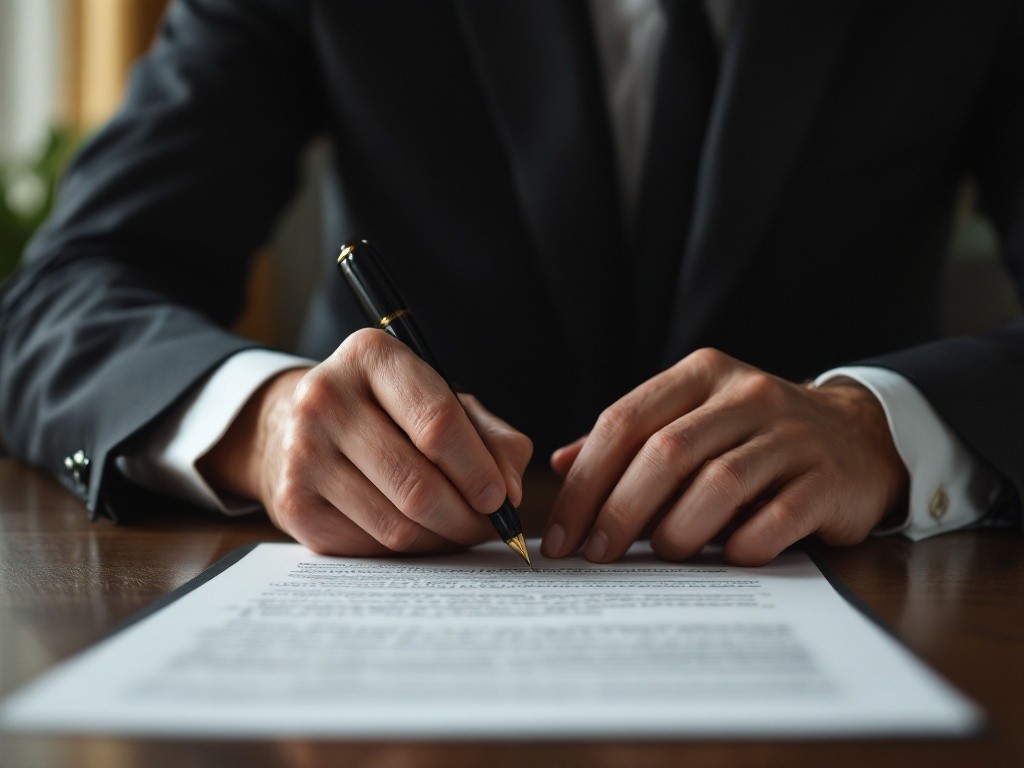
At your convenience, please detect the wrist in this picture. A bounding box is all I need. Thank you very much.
[198,367,309,504]
[816,380,910,524]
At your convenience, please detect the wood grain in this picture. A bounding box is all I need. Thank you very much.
[0,458,1020,768]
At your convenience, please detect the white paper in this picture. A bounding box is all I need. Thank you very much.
[0,541,981,738]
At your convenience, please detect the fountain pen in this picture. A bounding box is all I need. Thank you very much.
[337,240,531,566]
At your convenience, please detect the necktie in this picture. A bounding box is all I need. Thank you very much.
[628,0,719,380]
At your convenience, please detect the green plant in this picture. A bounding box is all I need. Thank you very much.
[0,126,77,283]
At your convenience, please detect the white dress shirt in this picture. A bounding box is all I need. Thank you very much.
[118,0,1003,539]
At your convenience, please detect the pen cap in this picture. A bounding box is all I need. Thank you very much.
[337,240,446,378]
[337,240,407,323]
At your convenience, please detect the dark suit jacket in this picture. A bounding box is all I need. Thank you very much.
[1,0,1021,521]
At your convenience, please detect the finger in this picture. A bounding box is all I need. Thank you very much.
[650,435,804,562]
[270,489,392,557]
[550,435,586,477]
[721,474,826,566]
[316,451,470,553]
[460,393,533,507]
[336,403,494,546]
[544,352,721,557]
[362,332,508,514]
[584,401,763,563]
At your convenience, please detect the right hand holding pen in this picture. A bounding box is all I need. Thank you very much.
[199,328,533,555]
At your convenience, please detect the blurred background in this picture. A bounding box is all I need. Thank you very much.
[0,0,1019,350]
[0,0,327,349]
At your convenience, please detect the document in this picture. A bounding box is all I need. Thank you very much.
[0,541,980,738]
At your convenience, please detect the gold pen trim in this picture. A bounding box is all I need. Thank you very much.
[338,243,359,264]
[379,308,411,328]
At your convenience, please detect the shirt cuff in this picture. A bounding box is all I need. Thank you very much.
[115,349,315,515]
[814,366,1005,541]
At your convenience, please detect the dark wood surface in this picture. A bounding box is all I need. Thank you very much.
[0,458,1021,768]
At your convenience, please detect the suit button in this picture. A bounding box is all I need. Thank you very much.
[63,449,91,497]
[929,488,949,521]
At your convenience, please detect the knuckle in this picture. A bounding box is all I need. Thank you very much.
[465,470,501,510]
[643,428,692,471]
[378,516,422,552]
[511,431,534,458]
[766,496,803,534]
[411,397,462,456]
[740,371,784,404]
[281,428,318,468]
[498,430,534,469]
[393,469,441,522]
[687,346,726,372]
[340,326,388,361]
[596,402,638,440]
[291,373,332,420]
[597,501,634,541]
[270,481,306,529]
[557,465,590,502]
[702,458,746,501]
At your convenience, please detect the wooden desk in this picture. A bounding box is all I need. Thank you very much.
[0,458,1021,767]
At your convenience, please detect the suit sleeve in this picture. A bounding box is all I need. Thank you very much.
[859,6,1024,514]
[0,0,322,518]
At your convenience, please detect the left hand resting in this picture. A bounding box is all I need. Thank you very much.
[541,348,909,565]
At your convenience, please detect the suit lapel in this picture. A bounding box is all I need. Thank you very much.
[457,1,629,404]
[660,0,861,368]
[456,1,861,393]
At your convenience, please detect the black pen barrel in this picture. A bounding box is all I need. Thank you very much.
[337,241,530,561]
[337,240,405,325]
[488,500,523,541]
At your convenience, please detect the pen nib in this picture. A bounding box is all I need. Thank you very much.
[505,533,532,567]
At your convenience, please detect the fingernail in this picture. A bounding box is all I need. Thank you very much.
[479,482,505,512]
[585,530,608,562]
[543,523,565,557]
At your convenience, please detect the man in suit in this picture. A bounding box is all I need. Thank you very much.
[0,0,1020,564]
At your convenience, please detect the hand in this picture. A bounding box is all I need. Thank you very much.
[198,329,533,556]
[542,348,908,566]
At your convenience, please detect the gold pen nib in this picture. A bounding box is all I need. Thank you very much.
[505,533,532,567]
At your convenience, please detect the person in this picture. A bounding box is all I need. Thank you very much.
[0,0,1020,565]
